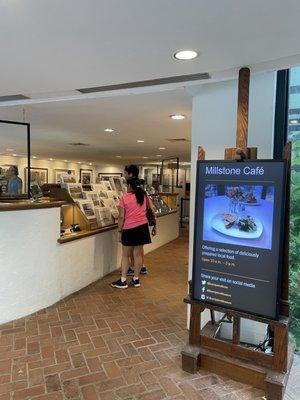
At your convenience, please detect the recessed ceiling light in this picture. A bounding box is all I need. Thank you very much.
[49,158,54,161]
[174,50,198,60]
[89,163,92,166]
[64,160,68,162]
[170,114,185,120]
[6,148,14,152]
[143,156,149,159]
[116,155,121,158]
[104,128,115,133]
[156,155,162,157]
[32,156,37,159]
[158,147,166,150]
[290,119,298,124]
[78,161,82,164]
[137,140,145,143]
[12,154,17,157]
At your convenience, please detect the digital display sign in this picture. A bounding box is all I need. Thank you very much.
[192,160,287,319]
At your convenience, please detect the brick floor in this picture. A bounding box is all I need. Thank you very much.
[0,228,299,399]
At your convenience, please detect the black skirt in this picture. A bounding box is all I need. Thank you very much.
[121,223,151,246]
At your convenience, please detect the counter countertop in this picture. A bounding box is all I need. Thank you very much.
[58,209,178,244]
[0,199,68,212]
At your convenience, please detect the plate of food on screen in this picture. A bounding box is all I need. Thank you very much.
[240,192,261,206]
[210,212,263,239]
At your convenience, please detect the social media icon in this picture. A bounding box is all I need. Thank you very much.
[201,294,206,300]
[202,287,206,292]
[202,280,206,285]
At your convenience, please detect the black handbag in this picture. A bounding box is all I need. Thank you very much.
[146,196,156,226]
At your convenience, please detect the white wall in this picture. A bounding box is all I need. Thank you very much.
[0,207,179,324]
[145,211,179,254]
[188,71,277,327]
[0,155,123,185]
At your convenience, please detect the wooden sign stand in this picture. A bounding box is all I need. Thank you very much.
[182,68,294,400]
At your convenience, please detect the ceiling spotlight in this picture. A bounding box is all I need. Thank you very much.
[104,128,115,133]
[64,160,68,162]
[12,154,17,157]
[116,155,121,158]
[156,155,162,157]
[49,158,54,161]
[158,147,166,150]
[137,140,145,143]
[170,114,185,120]
[78,161,82,164]
[290,119,298,124]
[174,50,198,60]
[32,156,37,159]
[143,156,149,159]
[89,163,92,166]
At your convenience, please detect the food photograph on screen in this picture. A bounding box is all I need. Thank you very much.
[203,184,275,250]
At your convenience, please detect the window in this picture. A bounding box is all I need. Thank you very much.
[287,67,300,352]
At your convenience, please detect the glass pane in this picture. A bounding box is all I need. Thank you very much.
[288,67,300,352]
[0,122,29,199]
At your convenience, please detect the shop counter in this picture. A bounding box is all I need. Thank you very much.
[0,202,179,324]
[0,199,67,211]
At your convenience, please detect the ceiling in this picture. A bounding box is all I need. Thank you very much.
[0,0,300,97]
[0,89,192,163]
[1,0,300,164]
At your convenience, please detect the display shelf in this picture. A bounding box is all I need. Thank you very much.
[158,192,179,209]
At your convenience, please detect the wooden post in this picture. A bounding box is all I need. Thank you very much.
[236,67,250,151]
[198,146,205,160]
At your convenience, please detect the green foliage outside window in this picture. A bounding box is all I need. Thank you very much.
[289,140,300,353]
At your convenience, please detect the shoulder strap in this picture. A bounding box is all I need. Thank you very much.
[145,194,150,208]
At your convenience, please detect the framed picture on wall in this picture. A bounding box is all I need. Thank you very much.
[80,169,93,185]
[97,172,122,181]
[25,167,48,191]
[55,169,76,184]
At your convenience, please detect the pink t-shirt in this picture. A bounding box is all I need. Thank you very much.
[119,193,148,230]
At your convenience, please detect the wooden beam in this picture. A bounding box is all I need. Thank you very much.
[198,146,205,160]
[236,67,250,151]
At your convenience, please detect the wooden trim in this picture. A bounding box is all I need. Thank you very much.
[58,210,178,243]
[236,67,250,150]
[198,146,205,160]
[201,333,274,370]
[189,303,204,346]
[273,325,288,372]
[156,209,178,218]
[184,296,289,327]
[232,317,241,345]
[0,200,67,212]
[58,224,118,243]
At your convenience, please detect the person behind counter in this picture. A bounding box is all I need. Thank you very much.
[7,165,23,195]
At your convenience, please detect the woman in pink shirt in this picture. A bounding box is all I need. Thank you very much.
[111,177,156,289]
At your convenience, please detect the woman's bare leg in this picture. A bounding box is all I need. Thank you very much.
[133,245,143,277]
[121,245,132,279]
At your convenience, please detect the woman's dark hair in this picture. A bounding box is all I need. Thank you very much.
[124,164,139,178]
[127,177,145,205]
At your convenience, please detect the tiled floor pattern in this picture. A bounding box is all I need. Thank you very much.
[0,229,299,399]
